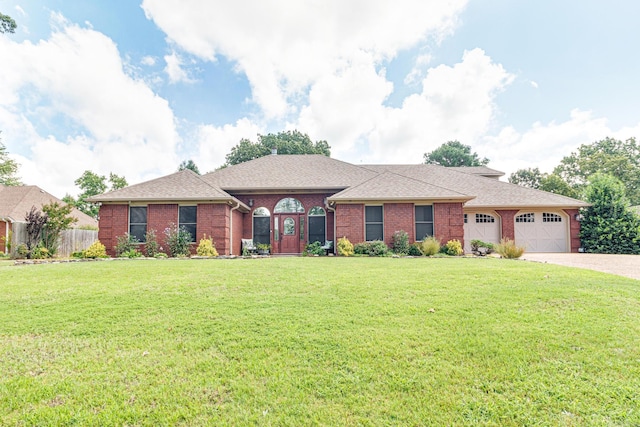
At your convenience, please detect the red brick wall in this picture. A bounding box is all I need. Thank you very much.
[98,204,129,256]
[434,203,465,246]
[0,221,6,253]
[383,203,415,246]
[335,204,364,244]
[231,208,243,255]
[563,208,582,253]
[495,210,518,241]
[148,204,178,251]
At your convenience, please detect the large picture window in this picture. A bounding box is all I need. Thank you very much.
[129,206,147,242]
[179,206,197,242]
[253,207,271,245]
[365,206,383,241]
[308,206,326,244]
[415,205,434,240]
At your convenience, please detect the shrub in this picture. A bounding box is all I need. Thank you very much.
[470,239,494,255]
[115,233,139,257]
[15,243,28,259]
[421,236,441,256]
[164,223,192,257]
[353,242,370,255]
[368,240,389,256]
[391,230,410,255]
[196,235,219,257]
[120,249,143,258]
[304,241,324,256]
[495,238,525,259]
[155,252,168,259]
[144,229,160,257]
[408,242,423,256]
[84,241,108,258]
[444,239,464,256]
[30,245,50,259]
[337,237,354,257]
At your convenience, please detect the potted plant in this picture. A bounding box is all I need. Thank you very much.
[256,243,271,255]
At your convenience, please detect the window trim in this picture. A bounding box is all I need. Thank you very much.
[252,207,271,246]
[308,206,326,244]
[129,205,147,243]
[415,205,434,241]
[365,205,384,242]
[178,205,197,242]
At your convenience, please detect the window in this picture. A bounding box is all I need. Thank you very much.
[516,213,535,223]
[464,213,468,224]
[475,214,495,223]
[253,207,271,245]
[543,212,563,223]
[365,206,383,241]
[178,206,197,242]
[415,205,434,240]
[129,206,147,242]
[283,217,295,235]
[274,198,304,213]
[308,206,326,244]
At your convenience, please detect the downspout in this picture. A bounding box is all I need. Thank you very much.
[324,198,336,255]
[229,200,241,256]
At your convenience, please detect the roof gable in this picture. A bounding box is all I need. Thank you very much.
[89,169,237,203]
[0,185,98,227]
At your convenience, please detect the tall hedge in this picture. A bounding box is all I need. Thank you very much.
[580,173,640,254]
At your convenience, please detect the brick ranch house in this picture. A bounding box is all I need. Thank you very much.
[89,154,589,256]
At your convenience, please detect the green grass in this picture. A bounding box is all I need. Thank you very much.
[1,257,639,426]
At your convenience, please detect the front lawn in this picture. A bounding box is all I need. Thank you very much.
[1,258,638,425]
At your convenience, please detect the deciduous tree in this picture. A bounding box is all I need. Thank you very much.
[179,159,201,174]
[0,12,17,34]
[423,141,489,167]
[0,133,21,186]
[41,201,78,256]
[224,130,330,166]
[68,171,128,219]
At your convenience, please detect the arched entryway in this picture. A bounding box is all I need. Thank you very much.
[274,197,305,254]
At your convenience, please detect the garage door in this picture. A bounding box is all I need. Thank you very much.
[515,212,567,253]
[463,213,500,252]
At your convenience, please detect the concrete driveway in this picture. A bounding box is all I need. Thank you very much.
[522,253,640,281]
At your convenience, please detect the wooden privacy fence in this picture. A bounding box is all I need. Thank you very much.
[10,223,98,257]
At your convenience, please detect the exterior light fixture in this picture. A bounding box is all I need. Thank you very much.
[249,199,254,207]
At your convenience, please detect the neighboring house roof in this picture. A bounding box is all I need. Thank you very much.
[88,155,588,209]
[89,169,250,209]
[0,185,98,227]
[203,154,378,191]
[448,166,505,179]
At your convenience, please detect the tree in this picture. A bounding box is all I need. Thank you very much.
[68,171,128,219]
[24,206,48,256]
[509,167,579,198]
[0,133,21,186]
[580,173,640,254]
[423,141,489,167]
[179,159,201,175]
[0,12,17,34]
[554,137,640,205]
[41,201,78,256]
[224,130,330,166]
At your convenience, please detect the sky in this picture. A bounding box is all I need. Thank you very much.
[1,0,640,197]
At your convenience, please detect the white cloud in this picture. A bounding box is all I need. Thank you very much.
[0,16,181,196]
[196,118,264,172]
[164,51,196,84]
[141,55,156,66]
[404,53,433,85]
[142,0,468,118]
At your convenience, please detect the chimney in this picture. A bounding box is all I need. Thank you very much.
[271,147,278,155]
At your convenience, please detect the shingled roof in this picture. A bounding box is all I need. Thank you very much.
[89,169,247,209]
[0,185,97,227]
[87,155,588,209]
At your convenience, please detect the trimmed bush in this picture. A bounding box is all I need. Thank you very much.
[84,241,108,259]
[495,238,525,259]
[368,240,389,256]
[421,237,441,256]
[391,230,410,255]
[470,239,494,255]
[353,242,370,255]
[337,237,354,257]
[304,241,324,256]
[196,235,219,257]
[444,239,463,256]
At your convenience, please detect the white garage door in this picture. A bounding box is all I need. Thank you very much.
[463,213,500,252]
[515,212,567,253]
